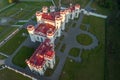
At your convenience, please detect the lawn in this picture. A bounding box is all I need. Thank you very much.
[0,29,28,55]
[0,68,31,80]
[0,0,9,9]
[69,48,80,57]
[91,1,111,15]
[0,54,6,59]
[0,1,52,20]
[80,24,87,31]
[0,26,5,32]
[55,0,89,8]
[76,34,93,45]
[0,27,17,42]
[16,22,26,25]
[60,44,66,52]
[12,46,35,68]
[72,23,76,28]
[60,15,105,80]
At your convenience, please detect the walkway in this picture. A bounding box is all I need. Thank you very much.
[0,52,9,57]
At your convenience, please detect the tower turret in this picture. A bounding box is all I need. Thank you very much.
[50,6,55,12]
[47,28,54,44]
[60,10,66,30]
[55,15,62,37]
[27,25,35,42]
[75,4,80,18]
[42,6,48,13]
[36,11,42,23]
[65,9,70,23]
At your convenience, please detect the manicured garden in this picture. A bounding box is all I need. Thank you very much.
[60,15,105,80]
[60,44,66,52]
[76,34,93,45]
[0,68,31,80]
[69,48,80,57]
[12,46,34,68]
[0,29,28,55]
[80,24,87,31]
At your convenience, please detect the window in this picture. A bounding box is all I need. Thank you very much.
[41,38,43,42]
[37,37,39,41]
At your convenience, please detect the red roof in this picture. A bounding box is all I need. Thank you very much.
[69,6,75,12]
[27,39,55,68]
[42,12,60,21]
[34,23,56,36]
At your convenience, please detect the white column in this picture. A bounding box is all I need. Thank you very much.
[61,22,65,30]
[76,10,80,18]
[65,15,69,23]
[57,28,61,37]
[71,12,75,20]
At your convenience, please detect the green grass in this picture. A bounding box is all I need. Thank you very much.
[72,23,76,28]
[12,46,34,68]
[60,44,66,52]
[45,56,59,76]
[0,68,31,80]
[59,35,64,41]
[91,1,111,15]
[0,0,9,9]
[0,1,52,20]
[16,22,26,25]
[76,34,93,45]
[0,29,28,55]
[69,48,80,57]
[0,54,6,59]
[55,41,61,50]
[57,0,89,8]
[60,15,105,80]
[0,26,5,32]
[80,25,87,31]
[65,22,72,32]
[0,27,18,42]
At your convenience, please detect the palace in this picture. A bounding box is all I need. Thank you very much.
[26,4,80,75]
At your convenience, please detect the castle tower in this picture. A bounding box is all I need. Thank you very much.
[42,6,48,13]
[26,60,34,71]
[50,6,55,12]
[75,4,80,18]
[27,25,35,42]
[65,9,70,23]
[36,11,42,23]
[60,10,66,30]
[55,15,62,37]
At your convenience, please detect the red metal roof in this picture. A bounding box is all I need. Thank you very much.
[42,12,60,21]
[27,39,55,68]
[69,6,75,12]
[34,23,56,35]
